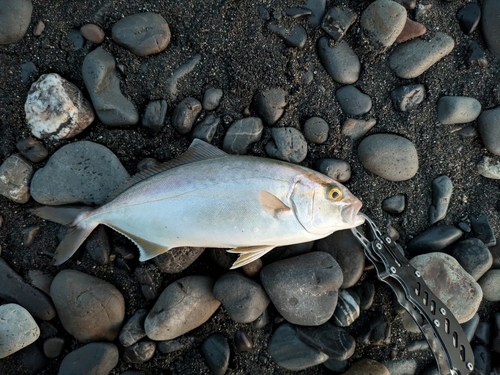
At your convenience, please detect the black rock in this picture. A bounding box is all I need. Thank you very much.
[336,85,372,116]
[457,3,481,35]
[407,339,429,351]
[341,118,377,140]
[321,7,357,42]
[58,343,119,375]
[119,309,148,348]
[473,345,491,375]
[489,239,500,268]
[316,37,360,84]
[458,221,472,233]
[428,175,453,225]
[43,337,64,358]
[451,238,492,280]
[406,225,463,255]
[135,267,157,300]
[266,127,308,163]
[208,248,238,269]
[84,225,110,265]
[257,5,270,20]
[200,333,230,375]
[234,330,253,352]
[157,336,194,354]
[252,308,270,329]
[283,25,307,49]
[474,321,491,346]
[382,194,406,214]
[191,114,220,143]
[18,343,48,374]
[461,313,479,342]
[391,84,425,111]
[21,61,37,82]
[314,159,351,182]
[254,88,287,125]
[357,312,391,345]
[142,99,167,132]
[466,40,488,67]
[353,282,375,311]
[154,246,205,273]
[304,0,326,27]
[171,97,202,135]
[332,289,360,327]
[123,340,156,364]
[16,138,48,162]
[296,321,355,360]
[471,213,496,247]
[323,358,349,372]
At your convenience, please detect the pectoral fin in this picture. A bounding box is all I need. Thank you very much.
[108,227,170,261]
[227,245,275,269]
[259,190,291,217]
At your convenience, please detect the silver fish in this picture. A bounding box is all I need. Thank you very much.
[32,139,364,268]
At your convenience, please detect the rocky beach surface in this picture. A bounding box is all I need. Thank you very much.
[1,0,500,374]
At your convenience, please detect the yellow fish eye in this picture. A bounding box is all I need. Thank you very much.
[328,186,343,201]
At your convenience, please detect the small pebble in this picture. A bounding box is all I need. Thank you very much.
[222,117,263,155]
[154,246,205,273]
[451,238,492,280]
[68,29,84,50]
[391,84,425,112]
[305,0,326,27]
[200,333,230,375]
[20,61,37,83]
[234,330,253,352]
[171,97,202,135]
[317,38,360,84]
[202,88,223,110]
[382,194,406,214]
[80,23,105,44]
[353,282,375,311]
[257,5,270,21]
[314,159,351,182]
[336,85,372,116]
[395,0,416,10]
[43,337,64,358]
[406,225,462,255]
[478,269,500,301]
[16,138,48,162]
[458,125,477,138]
[395,18,426,44]
[33,20,45,37]
[58,343,119,375]
[142,99,167,132]
[303,116,329,144]
[478,107,500,155]
[119,308,148,348]
[268,24,307,49]
[437,96,481,125]
[466,40,488,67]
[191,114,220,143]
[254,88,287,125]
[457,3,481,35]
[342,118,376,140]
[470,213,496,246]
[478,156,500,179]
[321,6,357,42]
[474,321,491,345]
[344,359,390,375]
[84,225,110,266]
[297,321,355,360]
[265,127,307,163]
[332,289,360,327]
[123,340,156,364]
[428,175,453,225]
[361,0,407,48]
[482,0,500,58]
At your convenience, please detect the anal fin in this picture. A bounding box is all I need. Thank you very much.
[227,245,275,269]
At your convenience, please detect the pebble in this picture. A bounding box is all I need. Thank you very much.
[234,330,253,352]
[357,312,391,345]
[84,225,111,265]
[321,6,357,42]
[391,84,426,112]
[437,96,481,125]
[119,308,148,347]
[285,7,311,19]
[252,308,270,329]
[358,134,419,181]
[213,271,270,323]
[466,40,488,67]
[123,340,156,364]
[260,252,343,326]
[145,275,220,340]
[16,138,48,162]
[313,229,365,288]
[82,47,139,126]
[297,322,355,360]
[305,0,326,27]
[473,345,492,375]
[22,224,39,246]
[396,18,426,44]
[353,282,375,310]
[407,225,462,255]
[50,269,125,342]
[451,238,492,280]
[389,32,455,79]
[191,114,220,143]
[200,333,230,375]
[257,5,270,21]
[68,29,84,50]
[410,252,482,322]
[382,359,417,375]
[265,127,308,163]
[457,3,481,35]
[314,159,351,182]
[171,97,202,135]
[268,323,329,370]
[157,336,194,354]
[58,343,119,375]
[471,213,496,246]
[382,194,406,214]
[490,240,500,268]
[267,24,307,49]
[478,157,500,179]
[18,341,48,373]
[428,175,453,225]
[242,258,263,277]
[481,0,500,58]
[0,304,39,359]
[30,141,130,205]
[360,0,407,48]
[165,54,202,101]
[0,154,34,204]
[323,358,349,372]
[203,88,223,110]
[142,99,167,132]
[478,269,500,301]
[0,0,32,44]
[478,106,500,155]
[303,116,329,144]
[342,118,377,140]
[222,117,263,154]
[21,61,37,82]
[154,246,205,273]
[475,321,491,345]
[28,270,53,296]
[80,23,105,44]
[43,337,64,358]
[317,38,360,84]
[33,20,45,37]
[458,222,471,233]
[336,85,372,116]
[461,313,479,342]
[344,359,390,375]
[332,289,360,327]
[254,88,287,125]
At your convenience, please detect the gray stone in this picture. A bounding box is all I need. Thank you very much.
[361,0,407,48]
[451,238,492,280]
[303,116,329,144]
[171,97,202,135]
[254,88,287,125]
[267,24,307,49]
[358,134,419,181]
[58,343,119,375]
[82,47,139,126]
[357,312,391,345]
[145,275,220,340]
[260,252,343,326]
[200,333,230,375]
[33,20,45,36]
[257,5,270,20]
[297,322,355,360]
[84,225,111,265]
[123,340,156,364]
[202,88,223,110]
[284,7,312,18]
[222,117,263,154]
[321,6,357,42]
[389,32,455,79]
[410,253,482,323]
[50,269,125,342]
[16,138,48,163]
[112,13,171,56]
[317,38,360,84]
[154,247,205,273]
[0,0,32,44]
[314,159,351,182]
[407,225,462,255]
[428,175,453,225]
[21,61,37,83]
[341,118,377,140]
[471,213,496,247]
[437,96,482,125]
[27,270,53,296]
[466,40,488,67]
[391,84,426,112]
[482,0,500,59]
[478,106,500,155]
[265,127,307,163]
[0,304,40,359]
[191,114,220,143]
[43,337,64,358]
[382,359,418,375]
[165,54,202,101]
[336,85,372,116]
[457,3,481,35]
[30,141,130,205]
[68,29,84,50]
[0,154,34,203]
[382,194,405,214]
[332,289,360,327]
[305,0,326,27]
[478,269,500,301]
[478,157,500,179]
[344,359,390,375]
[462,314,480,343]
[234,330,253,352]
[142,99,167,132]
[119,309,148,347]
[80,24,105,44]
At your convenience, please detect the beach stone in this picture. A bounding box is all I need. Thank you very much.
[391,84,425,112]
[389,32,455,79]
[457,3,481,35]
[471,213,496,247]
[332,289,360,327]
[314,159,351,182]
[171,97,202,135]
[317,38,360,84]
[200,333,230,375]
[234,330,253,352]
[21,61,37,82]
[25,73,95,140]
[68,29,84,50]
[254,88,287,125]
[43,337,64,358]
[80,24,105,44]
[451,238,492,280]
[268,323,329,371]
[165,54,202,101]
[0,154,34,204]
[0,0,32,44]
[145,275,220,340]
[490,240,500,268]
[82,47,139,126]
[285,7,312,18]
[474,321,490,345]
[410,253,482,323]
[203,88,223,110]
[461,314,480,342]
[478,106,500,155]
[123,340,156,364]
[260,252,343,326]
[482,0,500,58]
[466,40,488,67]
[297,322,355,360]
[84,225,110,266]
[268,24,307,49]
[396,18,426,44]
[437,96,481,125]
[336,86,372,116]
[242,258,263,277]
[344,359,390,375]
[428,175,453,225]
[257,5,270,20]
[382,194,405,214]
[142,99,167,132]
[58,343,119,375]
[342,118,377,140]
[154,247,205,273]
[16,138,48,163]
[266,127,307,163]
[382,359,418,375]
[478,157,500,179]
[191,114,220,143]
[50,270,125,342]
[357,312,391,345]
[223,117,263,154]
[324,359,349,373]
[157,336,194,354]
[303,117,329,144]
[361,0,407,48]
[478,269,500,301]
[305,0,326,27]
[30,141,130,205]
[119,309,148,348]
[0,304,40,359]
[353,282,376,311]
[407,225,462,255]
[213,271,270,323]
[112,13,170,56]
[33,20,45,36]
[321,6,357,42]
[358,134,419,181]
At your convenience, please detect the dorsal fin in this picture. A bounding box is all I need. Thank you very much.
[104,139,228,203]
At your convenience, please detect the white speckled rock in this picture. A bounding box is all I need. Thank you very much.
[0,154,34,203]
[478,157,500,179]
[25,73,95,140]
[0,303,40,359]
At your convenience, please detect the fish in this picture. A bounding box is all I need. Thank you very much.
[31,139,365,269]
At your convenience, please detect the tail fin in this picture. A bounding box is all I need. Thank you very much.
[30,206,97,265]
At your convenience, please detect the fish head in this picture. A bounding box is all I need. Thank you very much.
[291,175,365,235]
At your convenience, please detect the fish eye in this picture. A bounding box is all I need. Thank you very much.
[328,186,343,201]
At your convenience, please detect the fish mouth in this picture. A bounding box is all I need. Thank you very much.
[341,199,364,226]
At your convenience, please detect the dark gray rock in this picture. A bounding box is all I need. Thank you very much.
[382,359,417,375]
[357,312,391,345]
[142,99,167,132]
[191,114,220,143]
[317,37,360,84]
[33,20,45,36]
[406,225,462,255]
[0,154,34,204]
[223,117,263,154]
[84,225,111,266]
[391,84,425,111]
[254,88,287,125]
[314,159,351,182]
[305,0,326,27]
[407,339,429,352]
[482,0,500,58]
[234,330,253,352]
[471,213,496,246]
[332,289,360,327]
[457,3,481,35]
[154,246,205,273]
[437,96,481,125]
[474,321,491,345]
[297,322,355,360]
[257,5,270,20]
[341,118,377,140]
[68,29,84,50]
[321,7,357,42]
[200,333,230,375]
[252,308,270,329]
[428,175,453,225]
[478,269,500,301]
[303,116,329,144]
[361,0,407,48]
[202,88,223,110]
[123,340,156,364]
[382,194,406,214]
[0,304,40,359]
[466,40,488,67]
[323,358,349,372]
[353,282,375,311]
[20,61,37,83]
[171,97,202,135]
[157,336,194,354]
[16,138,48,162]
[489,239,500,268]
[57,343,119,375]
[0,0,32,44]
[266,127,307,163]
[119,308,148,347]
[165,54,202,101]
[267,24,307,49]
[80,24,105,44]
[458,221,472,233]
[472,345,491,375]
[43,337,64,358]
[208,248,238,269]
[451,238,492,280]
[284,7,312,18]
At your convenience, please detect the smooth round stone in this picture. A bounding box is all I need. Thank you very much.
[321,6,357,42]
[382,194,405,214]
[395,18,426,44]
[51,270,125,342]
[16,138,48,162]
[83,225,110,266]
[80,23,105,44]
[457,3,481,35]
[305,0,326,27]
[323,358,349,373]
[43,337,64,358]
[490,239,500,268]
[474,321,491,345]
[112,13,170,56]
[478,269,500,301]
[265,127,308,163]
[58,343,119,375]
[341,118,377,140]
[303,117,329,144]
[317,37,360,84]
[268,323,329,371]
[314,159,351,182]
[119,309,148,347]
[478,106,500,155]
[382,359,417,375]
[332,289,360,327]
[154,247,205,273]
[297,322,355,360]
[410,253,482,323]
[336,86,372,116]
[0,0,32,44]
[171,97,202,135]
[223,117,263,155]
[142,99,167,132]
[157,336,194,354]
[451,238,492,280]
[200,333,230,375]
[407,225,462,255]
[437,96,481,125]
[473,345,492,375]
[481,0,500,58]
[0,304,40,359]
[145,275,220,341]
[353,282,375,311]
[21,61,37,82]
[202,88,223,110]
[254,88,287,125]
[33,20,45,36]
[213,271,270,323]
[30,141,130,205]
[361,0,407,48]
[0,154,34,203]
[358,134,419,181]
[391,84,425,111]
[260,252,343,326]
[234,330,253,352]
[428,175,453,225]
[344,359,390,375]
[123,340,156,364]
[257,5,270,20]
[358,312,391,345]
[191,114,220,143]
